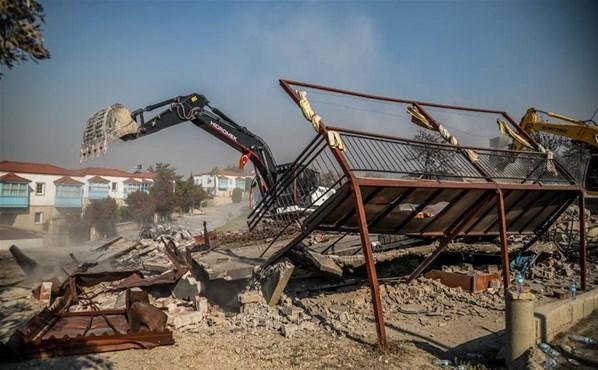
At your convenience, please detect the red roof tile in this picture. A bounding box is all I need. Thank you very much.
[80,167,154,178]
[0,161,77,176]
[0,172,31,183]
[0,161,155,179]
[123,178,141,185]
[87,176,110,184]
[54,176,84,185]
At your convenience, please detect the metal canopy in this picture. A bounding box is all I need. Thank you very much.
[249,79,587,350]
[308,183,577,236]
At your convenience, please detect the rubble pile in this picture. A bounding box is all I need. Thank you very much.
[112,225,196,273]
[549,207,598,262]
[214,223,300,247]
[297,277,505,333]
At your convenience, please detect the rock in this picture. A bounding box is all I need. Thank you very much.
[280,305,303,322]
[329,304,348,314]
[171,311,205,329]
[587,226,598,238]
[407,286,422,297]
[398,304,427,314]
[281,324,298,338]
[208,311,227,326]
[238,291,263,305]
[195,296,209,315]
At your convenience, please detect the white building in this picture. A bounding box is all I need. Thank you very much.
[193,169,252,198]
[0,161,154,233]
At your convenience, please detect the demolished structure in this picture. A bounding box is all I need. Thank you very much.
[247,80,587,349]
[3,79,589,362]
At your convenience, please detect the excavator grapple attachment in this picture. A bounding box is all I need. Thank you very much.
[80,104,140,162]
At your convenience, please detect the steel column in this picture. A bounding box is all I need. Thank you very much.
[579,192,587,291]
[352,184,387,350]
[497,189,511,292]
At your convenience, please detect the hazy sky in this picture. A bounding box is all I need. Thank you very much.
[1,0,596,176]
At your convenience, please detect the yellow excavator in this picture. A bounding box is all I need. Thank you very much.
[518,108,598,200]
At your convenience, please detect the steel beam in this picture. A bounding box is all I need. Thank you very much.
[352,184,387,350]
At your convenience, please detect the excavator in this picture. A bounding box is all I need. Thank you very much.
[81,93,279,195]
[517,107,598,200]
[80,93,324,213]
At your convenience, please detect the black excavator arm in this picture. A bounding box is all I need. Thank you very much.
[81,93,278,193]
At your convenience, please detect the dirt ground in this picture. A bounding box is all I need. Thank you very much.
[0,208,596,369]
[0,248,495,370]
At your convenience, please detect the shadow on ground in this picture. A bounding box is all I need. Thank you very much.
[1,354,114,370]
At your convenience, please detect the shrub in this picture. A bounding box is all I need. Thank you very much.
[83,197,119,238]
[125,191,155,224]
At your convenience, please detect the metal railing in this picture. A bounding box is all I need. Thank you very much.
[248,134,347,231]
[335,128,574,184]
[248,127,574,253]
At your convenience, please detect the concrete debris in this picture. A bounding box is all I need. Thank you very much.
[238,290,264,305]
[171,311,206,330]
[259,258,295,306]
[173,271,203,300]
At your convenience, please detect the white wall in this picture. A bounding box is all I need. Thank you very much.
[0,172,76,206]
[0,171,152,206]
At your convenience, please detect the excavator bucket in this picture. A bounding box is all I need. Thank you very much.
[80,104,140,162]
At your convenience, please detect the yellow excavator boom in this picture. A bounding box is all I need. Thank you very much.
[520,108,598,149]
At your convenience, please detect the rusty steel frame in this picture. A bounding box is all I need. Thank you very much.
[274,79,585,350]
[2,271,174,360]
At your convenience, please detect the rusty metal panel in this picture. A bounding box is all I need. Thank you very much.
[2,272,174,360]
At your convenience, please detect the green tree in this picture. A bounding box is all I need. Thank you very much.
[126,190,156,224]
[175,175,208,213]
[411,129,448,179]
[149,162,179,220]
[84,198,119,238]
[0,0,50,77]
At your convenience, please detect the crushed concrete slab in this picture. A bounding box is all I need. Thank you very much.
[190,240,290,281]
[304,250,343,276]
[261,258,295,306]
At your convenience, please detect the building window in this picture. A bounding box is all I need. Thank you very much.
[111,182,118,191]
[34,212,44,224]
[56,185,81,197]
[35,182,45,195]
[217,177,229,190]
[89,183,109,192]
[1,183,28,197]
[236,178,246,190]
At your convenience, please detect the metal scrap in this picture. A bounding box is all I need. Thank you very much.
[0,271,173,360]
